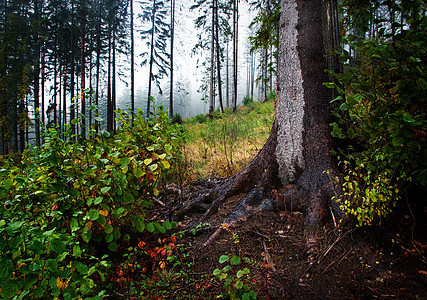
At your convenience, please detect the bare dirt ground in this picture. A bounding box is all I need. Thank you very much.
[159,179,427,299]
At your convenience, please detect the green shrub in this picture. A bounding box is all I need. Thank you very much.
[194,113,207,124]
[0,104,183,299]
[328,1,426,226]
[242,96,254,106]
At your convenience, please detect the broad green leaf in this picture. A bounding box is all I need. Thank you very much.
[70,218,79,232]
[402,114,416,123]
[5,222,23,235]
[72,261,89,275]
[50,238,66,254]
[96,215,106,226]
[153,188,159,196]
[121,157,130,165]
[130,215,145,232]
[3,178,13,190]
[1,279,21,298]
[134,167,144,178]
[85,168,94,176]
[235,280,244,289]
[94,197,103,205]
[219,255,229,264]
[106,233,114,243]
[68,188,79,198]
[117,207,126,216]
[87,209,100,221]
[242,291,257,300]
[230,256,241,265]
[100,186,111,194]
[108,242,118,251]
[73,245,82,258]
[0,260,13,279]
[146,223,155,233]
[392,136,405,147]
[157,224,166,234]
[150,164,158,172]
[144,158,152,165]
[71,118,79,125]
[162,221,172,230]
[104,224,114,234]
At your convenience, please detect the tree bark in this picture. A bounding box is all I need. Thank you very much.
[214,0,224,113]
[130,0,135,114]
[169,0,175,119]
[232,0,238,112]
[146,0,157,118]
[80,17,86,138]
[178,0,343,265]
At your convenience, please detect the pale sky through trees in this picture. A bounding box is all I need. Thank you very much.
[116,0,257,118]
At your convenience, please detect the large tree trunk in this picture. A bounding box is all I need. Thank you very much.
[177,0,343,264]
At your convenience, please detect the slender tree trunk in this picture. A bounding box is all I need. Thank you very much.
[58,66,62,132]
[107,28,112,132]
[80,18,86,138]
[95,0,101,132]
[263,48,267,102]
[89,41,93,129]
[112,29,116,133]
[226,39,230,107]
[250,51,255,99]
[146,0,157,118]
[130,0,135,114]
[232,0,238,112]
[33,0,41,146]
[169,0,175,118]
[53,34,58,125]
[62,72,67,134]
[214,0,224,113]
[70,2,76,135]
[41,51,45,128]
[208,1,215,116]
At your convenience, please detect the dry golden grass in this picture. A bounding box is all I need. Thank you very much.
[182,101,274,179]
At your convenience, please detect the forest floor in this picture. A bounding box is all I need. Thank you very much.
[150,179,427,300]
[111,103,426,299]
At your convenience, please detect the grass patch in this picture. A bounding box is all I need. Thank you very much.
[182,100,274,179]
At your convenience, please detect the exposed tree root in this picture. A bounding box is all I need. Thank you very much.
[176,123,281,227]
[175,122,344,269]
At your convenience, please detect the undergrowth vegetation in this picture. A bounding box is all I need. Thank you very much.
[328,0,426,226]
[0,98,273,299]
[0,105,184,299]
[183,100,274,179]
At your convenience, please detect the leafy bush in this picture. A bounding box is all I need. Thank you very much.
[194,113,207,124]
[328,1,426,226]
[171,113,183,125]
[242,96,254,106]
[0,105,183,298]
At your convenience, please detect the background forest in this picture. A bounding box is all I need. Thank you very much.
[0,0,426,299]
[0,0,277,154]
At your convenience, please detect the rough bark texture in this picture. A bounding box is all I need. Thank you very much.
[177,0,343,265]
[278,0,343,262]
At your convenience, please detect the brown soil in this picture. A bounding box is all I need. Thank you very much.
[159,180,427,300]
